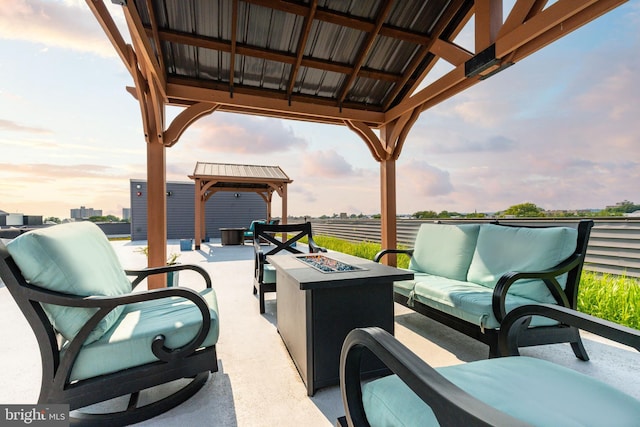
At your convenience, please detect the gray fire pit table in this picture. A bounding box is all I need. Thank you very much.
[266,252,413,396]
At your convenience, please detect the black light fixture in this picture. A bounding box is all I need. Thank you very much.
[234,193,240,198]
[166,191,172,197]
[465,44,514,80]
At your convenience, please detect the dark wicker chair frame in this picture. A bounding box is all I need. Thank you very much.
[338,304,640,427]
[0,241,219,426]
[252,222,326,313]
[375,220,594,358]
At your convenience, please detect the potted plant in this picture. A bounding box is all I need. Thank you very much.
[136,247,181,287]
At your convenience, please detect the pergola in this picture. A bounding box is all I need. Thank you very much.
[87,0,626,288]
[189,162,292,248]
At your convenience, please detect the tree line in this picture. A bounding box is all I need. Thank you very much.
[412,200,640,219]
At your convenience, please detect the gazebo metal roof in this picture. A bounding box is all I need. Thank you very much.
[88,0,627,287]
[191,162,291,186]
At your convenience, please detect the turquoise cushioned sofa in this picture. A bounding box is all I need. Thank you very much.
[375,220,593,358]
[0,222,220,425]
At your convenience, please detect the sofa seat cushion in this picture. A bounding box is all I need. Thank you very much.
[412,276,555,329]
[6,222,132,344]
[68,288,219,381]
[467,224,577,302]
[263,264,277,284]
[409,224,480,281]
[393,270,429,298]
[363,356,640,427]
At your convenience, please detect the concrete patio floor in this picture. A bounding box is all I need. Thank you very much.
[1,239,638,426]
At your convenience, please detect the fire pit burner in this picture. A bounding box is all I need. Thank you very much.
[296,254,364,273]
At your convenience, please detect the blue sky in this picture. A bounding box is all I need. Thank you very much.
[1,1,639,220]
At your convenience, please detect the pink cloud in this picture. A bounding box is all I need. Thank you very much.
[0,119,52,134]
[301,150,354,178]
[191,114,308,154]
[0,0,122,58]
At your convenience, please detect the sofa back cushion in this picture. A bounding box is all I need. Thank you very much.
[7,222,132,344]
[467,224,578,301]
[409,223,481,281]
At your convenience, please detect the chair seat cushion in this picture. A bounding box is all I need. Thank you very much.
[363,356,640,427]
[67,288,219,381]
[6,222,132,344]
[263,264,277,284]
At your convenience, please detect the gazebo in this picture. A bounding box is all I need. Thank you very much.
[87,0,626,287]
[189,162,292,248]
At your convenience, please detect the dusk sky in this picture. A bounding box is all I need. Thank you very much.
[1,1,639,220]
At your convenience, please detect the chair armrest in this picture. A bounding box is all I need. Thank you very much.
[491,255,583,322]
[498,303,640,357]
[125,264,212,289]
[22,284,213,364]
[373,248,413,263]
[340,327,529,427]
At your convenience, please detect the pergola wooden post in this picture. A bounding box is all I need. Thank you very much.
[347,108,421,265]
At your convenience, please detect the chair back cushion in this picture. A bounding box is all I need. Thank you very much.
[467,224,577,301]
[408,223,481,281]
[7,222,132,344]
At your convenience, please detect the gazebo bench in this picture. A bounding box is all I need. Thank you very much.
[375,220,594,357]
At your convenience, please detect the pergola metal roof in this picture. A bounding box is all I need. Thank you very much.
[88,0,626,287]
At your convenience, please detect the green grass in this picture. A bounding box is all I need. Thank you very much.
[307,235,640,330]
[577,271,640,330]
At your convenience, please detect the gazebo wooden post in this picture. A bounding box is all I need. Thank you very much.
[200,192,207,244]
[281,184,287,225]
[194,178,202,250]
[266,190,273,222]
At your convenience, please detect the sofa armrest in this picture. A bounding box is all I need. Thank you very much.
[498,303,640,357]
[490,254,583,322]
[373,248,413,263]
[340,327,529,427]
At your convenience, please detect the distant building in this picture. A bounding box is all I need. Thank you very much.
[122,208,131,221]
[70,206,103,219]
[0,210,43,227]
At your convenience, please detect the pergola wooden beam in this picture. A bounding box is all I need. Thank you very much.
[148,28,402,83]
[165,81,386,125]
